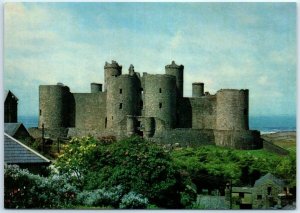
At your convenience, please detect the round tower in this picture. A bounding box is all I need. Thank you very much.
[143,74,177,129]
[216,89,249,130]
[106,74,141,129]
[38,84,70,129]
[104,60,122,91]
[192,82,204,97]
[91,83,102,93]
[165,61,184,98]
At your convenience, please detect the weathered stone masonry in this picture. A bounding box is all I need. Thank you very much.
[38,60,262,149]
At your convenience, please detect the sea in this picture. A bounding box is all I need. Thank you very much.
[19,115,296,135]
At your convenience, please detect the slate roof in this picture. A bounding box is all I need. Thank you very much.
[254,173,285,188]
[4,133,50,164]
[4,90,18,102]
[4,123,28,137]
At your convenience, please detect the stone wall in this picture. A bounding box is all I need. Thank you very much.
[152,129,215,147]
[143,74,177,128]
[262,140,289,155]
[73,92,106,130]
[39,85,73,129]
[216,89,249,130]
[106,74,141,129]
[214,130,262,150]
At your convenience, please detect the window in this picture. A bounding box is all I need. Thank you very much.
[159,88,162,93]
[239,192,244,198]
[140,88,144,95]
[39,109,42,116]
[257,195,262,200]
[112,116,113,120]
[105,117,107,128]
[120,89,122,94]
[140,100,143,109]
[159,102,162,109]
[267,187,272,195]
[119,103,123,109]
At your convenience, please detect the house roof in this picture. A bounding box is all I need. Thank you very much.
[4,123,28,137]
[4,133,50,164]
[4,90,18,102]
[254,173,285,188]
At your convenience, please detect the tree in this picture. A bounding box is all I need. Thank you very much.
[54,136,187,208]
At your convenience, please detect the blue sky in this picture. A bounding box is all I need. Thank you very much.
[4,2,296,117]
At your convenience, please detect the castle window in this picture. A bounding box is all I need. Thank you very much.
[257,195,262,200]
[119,103,123,109]
[159,102,162,109]
[159,88,162,93]
[140,88,144,95]
[105,117,107,128]
[120,89,122,94]
[140,100,143,109]
[39,109,42,116]
[112,116,113,120]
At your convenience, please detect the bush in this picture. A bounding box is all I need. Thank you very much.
[4,164,78,208]
[119,192,149,209]
[76,185,123,208]
[55,136,183,208]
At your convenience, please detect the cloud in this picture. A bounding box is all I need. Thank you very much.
[4,3,296,117]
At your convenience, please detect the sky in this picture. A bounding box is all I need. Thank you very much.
[4,2,297,117]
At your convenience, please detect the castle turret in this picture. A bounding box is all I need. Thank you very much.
[143,74,177,129]
[91,83,102,93]
[106,74,141,129]
[38,84,71,129]
[216,89,249,130]
[165,61,184,98]
[192,82,204,97]
[104,60,122,91]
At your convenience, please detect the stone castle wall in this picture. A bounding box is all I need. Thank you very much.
[216,89,249,130]
[143,74,177,129]
[106,74,141,129]
[73,92,106,130]
[37,61,261,150]
[39,85,73,129]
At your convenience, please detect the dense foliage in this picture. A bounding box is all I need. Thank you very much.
[54,136,193,208]
[171,145,296,192]
[5,136,296,209]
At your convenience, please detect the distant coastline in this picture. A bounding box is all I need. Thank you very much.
[19,115,296,135]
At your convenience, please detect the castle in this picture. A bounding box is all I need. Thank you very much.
[38,60,262,149]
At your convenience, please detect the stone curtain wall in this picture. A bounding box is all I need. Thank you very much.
[73,92,107,130]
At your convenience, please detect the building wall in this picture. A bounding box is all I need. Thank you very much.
[73,92,106,130]
[38,85,72,129]
[106,74,141,129]
[216,89,249,130]
[152,129,215,147]
[4,92,18,123]
[104,60,122,91]
[165,61,184,98]
[143,74,177,129]
[252,181,283,209]
[214,130,262,150]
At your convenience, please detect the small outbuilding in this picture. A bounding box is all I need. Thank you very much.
[4,133,51,175]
